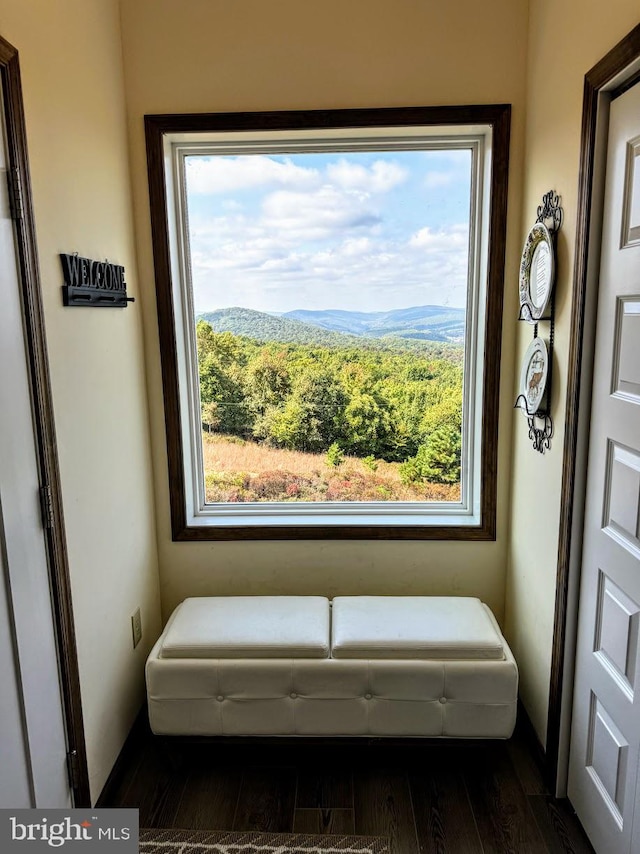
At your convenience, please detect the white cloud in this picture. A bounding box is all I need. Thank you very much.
[185,155,319,194]
[185,154,471,313]
[409,223,468,251]
[261,186,381,241]
[341,237,373,256]
[326,159,407,193]
[190,221,470,313]
[191,238,285,273]
[186,155,407,199]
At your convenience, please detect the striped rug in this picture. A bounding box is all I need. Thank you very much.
[139,828,390,853]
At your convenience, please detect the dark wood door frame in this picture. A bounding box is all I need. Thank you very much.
[0,35,90,806]
[547,22,640,793]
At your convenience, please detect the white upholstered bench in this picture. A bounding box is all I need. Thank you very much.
[146,596,518,739]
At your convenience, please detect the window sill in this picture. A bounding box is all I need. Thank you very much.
[175,506,493,541]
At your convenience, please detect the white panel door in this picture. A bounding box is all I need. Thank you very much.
[0,88,71,807]
[568,81,640,853]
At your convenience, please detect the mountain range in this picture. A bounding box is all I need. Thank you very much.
[281,305,465,343]
[198,304,465,351]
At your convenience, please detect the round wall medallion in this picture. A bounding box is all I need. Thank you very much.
[519,337,549,415]
[519,222,555,321]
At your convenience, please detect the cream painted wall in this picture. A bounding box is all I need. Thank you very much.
[119,0,529,621]
[0,0,161,802]
[505,0,640,745]
[0,0,632,792]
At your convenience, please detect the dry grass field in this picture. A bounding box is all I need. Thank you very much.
[202,433,460,503]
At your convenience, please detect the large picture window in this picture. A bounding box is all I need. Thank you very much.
[145,106,510,540]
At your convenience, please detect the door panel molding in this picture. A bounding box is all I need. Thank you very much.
[0,34,89,806]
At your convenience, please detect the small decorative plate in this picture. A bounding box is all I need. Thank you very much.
[519,337,549,415]
[519,222,555,321]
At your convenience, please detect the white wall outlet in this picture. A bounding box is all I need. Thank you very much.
[131,607,142,649]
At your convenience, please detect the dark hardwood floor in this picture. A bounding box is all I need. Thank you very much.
[100,717,594,853]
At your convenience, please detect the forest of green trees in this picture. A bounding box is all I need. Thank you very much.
[196,320,464,485]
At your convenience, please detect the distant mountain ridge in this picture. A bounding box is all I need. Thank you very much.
[199,307,361,349]
[281,305,465,343]
[199,304,465,350]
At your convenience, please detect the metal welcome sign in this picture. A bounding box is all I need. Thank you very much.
[60,253,135,307]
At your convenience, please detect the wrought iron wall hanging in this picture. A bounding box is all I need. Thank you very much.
[514,190,563,453]
[60,253,135,307]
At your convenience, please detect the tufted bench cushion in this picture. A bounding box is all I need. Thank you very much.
[331,596,505,660]
[159,596,330,659]
[146,595,518,739]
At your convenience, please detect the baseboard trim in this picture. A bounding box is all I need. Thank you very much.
[96,705,148,807]
[516,699,547,778]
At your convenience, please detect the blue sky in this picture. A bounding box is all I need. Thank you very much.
[185,148,471,314]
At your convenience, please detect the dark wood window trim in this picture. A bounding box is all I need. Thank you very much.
[145,105,510,541]
[546,23,640,792]
[0,36,90,804]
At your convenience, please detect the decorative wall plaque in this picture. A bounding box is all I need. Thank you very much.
[60,254,135,307]
[519,222,554,321]
[514,190,562,454]
[519,337,549,415]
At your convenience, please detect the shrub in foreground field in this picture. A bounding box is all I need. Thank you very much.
[400,425,461,485]
[326,443,344,467]
[362,455,378,472]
